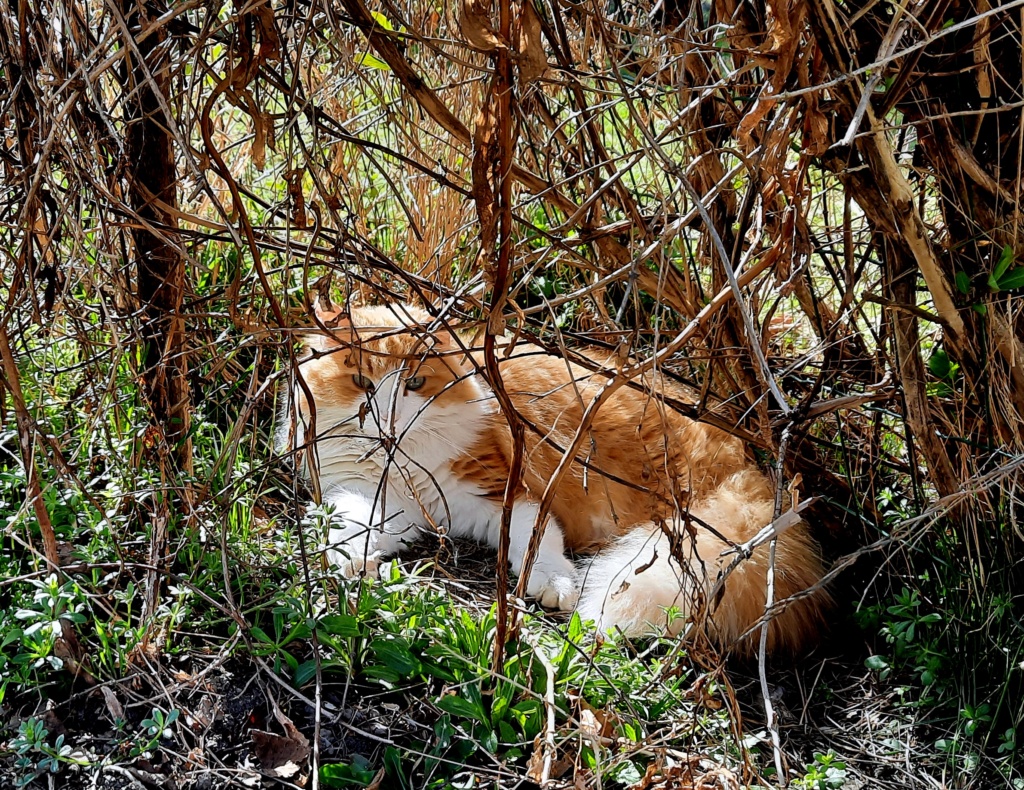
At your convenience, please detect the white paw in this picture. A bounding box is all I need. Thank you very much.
[327,544,381,579]
[526,560,580,610]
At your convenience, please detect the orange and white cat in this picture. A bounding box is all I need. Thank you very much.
[280,303,828,653]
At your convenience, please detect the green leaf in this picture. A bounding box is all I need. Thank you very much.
[498,720,517,744]
[997,267,1024,291]
[994,244,1015,281]
[319,614,360,637]
[972,303,988,316]
[510,699,543,738]
[613,761,644,784]
[320,761,377,788]
[294,660,318,688]
[362,665,402,684]
[249,626,273,645]
[383,746,405,783]
[436,694,488,725]
[567,611,583,642]
[955,271,971,295]
[369,11,393,30]
[354,52,391,71]
[865,655,889,672]
[927,350,952,380]
[419,658,457,683]
[480,727,498,754]
[370,638,422,677]
[490,679,514,725]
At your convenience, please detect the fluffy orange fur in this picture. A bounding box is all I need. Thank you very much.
[283,303,829,654]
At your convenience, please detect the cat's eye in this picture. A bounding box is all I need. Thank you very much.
[405,376,426,391]
[352,374,375,391]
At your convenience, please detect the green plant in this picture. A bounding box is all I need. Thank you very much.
[8,717,87,788]
[9,575,88,676]
[960,704,993,737]
[248,596,314,679]
[129,708,180,759]
[795,751,848,789]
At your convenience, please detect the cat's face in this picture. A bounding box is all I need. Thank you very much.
[293,305,485,453]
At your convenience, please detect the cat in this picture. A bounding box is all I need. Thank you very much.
[278,302,828,654]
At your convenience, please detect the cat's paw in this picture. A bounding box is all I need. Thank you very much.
[326,529,382,579]
[526,558,580,610]
[328,546,382,579]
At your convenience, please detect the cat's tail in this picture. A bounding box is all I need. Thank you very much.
[575,469,829,655]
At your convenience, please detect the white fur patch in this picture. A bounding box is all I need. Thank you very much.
[281,361,579,610]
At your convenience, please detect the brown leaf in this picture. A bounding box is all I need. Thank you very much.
[683,676,723,711]
[460,0,504,52]
[525,735,573,783]
[576,697,616,741]
[365,768,387,790]
[694,766,741,790]
[99,686,124,723]
[251,105,267,171]
[252,729,308,779]
[803,96,830,156]
[254,5,281,64]
[471,90,500,279]
[38,709,67,737]
[515,0,547,84]
[252,701,310,783]
[286,169,307,227]
[55,621,96,685]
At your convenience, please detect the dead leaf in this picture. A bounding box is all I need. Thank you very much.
[56,541,76,565]
[100,686,124,722]
[187,695,219,730]
[252,696,310,783]
[515,0,547,84]
[735,0,807,153]
[38,708,66,737]
[694,766,741,790]
[253,5,281,64]
[526,735,572,782]
[471,89,500,288]
[286,169,307,227]
[684,676,723,711]
[251,105,267,171]
[803,98,830,156]
[252,729,307,778]
[54,621,96,685]
[460,0,504,51]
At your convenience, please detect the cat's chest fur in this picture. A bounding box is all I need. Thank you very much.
[309,389,507,541]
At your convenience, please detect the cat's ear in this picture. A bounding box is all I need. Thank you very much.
[299,297,351,354]
[313,296,349,330]
[300,330,336,354]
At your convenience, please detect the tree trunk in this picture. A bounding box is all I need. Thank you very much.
[120,0,192,474]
